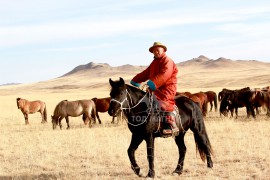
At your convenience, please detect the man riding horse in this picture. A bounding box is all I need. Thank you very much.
[130,42,179,136]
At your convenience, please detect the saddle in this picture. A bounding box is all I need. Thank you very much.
[151,98,181,138]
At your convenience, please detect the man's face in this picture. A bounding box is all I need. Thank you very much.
[152,47,165,58]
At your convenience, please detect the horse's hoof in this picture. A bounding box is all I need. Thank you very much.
[172,169,182,175]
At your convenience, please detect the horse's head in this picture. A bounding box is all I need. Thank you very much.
[108,77,128,117]
[219,93,231,117]
[16,98,25,109]
[51,115,59,129]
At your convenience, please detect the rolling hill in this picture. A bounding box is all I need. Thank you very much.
[0,56,269,95]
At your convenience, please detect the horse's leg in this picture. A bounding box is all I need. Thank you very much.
[95,112,101,124]
[173,132,186,175]
[210,101,213,112]
[128,134,144,177]
[111,116,115,124]
[235,107,238,119]
[145,134,155,178]
[250,105,256,119]
[40,111,45,123]
[24,113,29,125]
[230,108,233,118]
[86,113,92,128]
[59,117,64,129]
[65,116,70,129]
[96,112,101,124]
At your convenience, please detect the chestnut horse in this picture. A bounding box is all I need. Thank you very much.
[204,91,218,112]
[176,92,208,117]
[51,100,96,129]
[176,92,203,110]
[91,97,124,124]
[193,92,208,117]
[16,98,47,125]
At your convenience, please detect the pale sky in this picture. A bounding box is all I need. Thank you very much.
[0,0,270,84]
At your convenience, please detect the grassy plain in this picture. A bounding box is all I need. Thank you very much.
[0,60,270,179]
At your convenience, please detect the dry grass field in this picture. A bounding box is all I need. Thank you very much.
[0,58,270,179]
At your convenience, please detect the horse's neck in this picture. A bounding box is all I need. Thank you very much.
[126,85,147,106]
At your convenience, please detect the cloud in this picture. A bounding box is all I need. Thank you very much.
[0,1,270,48]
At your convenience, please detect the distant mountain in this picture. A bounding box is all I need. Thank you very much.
[178,55,269,69]
[62,62,111,76]
[0,83,21,86]
[62,62,146,77]
[61,56,270,78]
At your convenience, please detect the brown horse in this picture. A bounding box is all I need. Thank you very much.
[253,90,270,116]
[176,92,208,117]
[16,97,47,125]
[175,91,192,97]
[91,97,124,124]
[204,91,218,112]
[192,92,208,117]
[51,100,96,129]
[176,92,203,110]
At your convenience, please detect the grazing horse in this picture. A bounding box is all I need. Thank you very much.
[218,88,234,101]
[219,87,255,119]
[204,91,218,112]
[51,100,96,129]
[108,78,213,178]
[16,98,47,125]
[91,97,124,124]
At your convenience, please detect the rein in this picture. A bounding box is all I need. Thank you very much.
[110,89,153,126]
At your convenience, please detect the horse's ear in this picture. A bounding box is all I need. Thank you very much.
[109,78,114,87]
[119,77,125,85]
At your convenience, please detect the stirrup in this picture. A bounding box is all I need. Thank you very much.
[172,128,179,137]
[162,129,173,135]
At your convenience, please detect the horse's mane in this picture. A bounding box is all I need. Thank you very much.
[125,84,146,95]
[53,100,67,115]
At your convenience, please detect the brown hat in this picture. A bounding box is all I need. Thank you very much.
[149,42,167,53]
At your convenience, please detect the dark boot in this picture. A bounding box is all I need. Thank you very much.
[162,114,179,136]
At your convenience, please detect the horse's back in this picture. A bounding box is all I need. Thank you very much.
[174,96,203,132]
[55,99,95,117]
[25,100,45,113]
[175,96,201,115]
[93,97,110,112]
[204,91,217,100]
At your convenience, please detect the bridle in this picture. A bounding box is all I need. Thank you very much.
[110,89,153,126]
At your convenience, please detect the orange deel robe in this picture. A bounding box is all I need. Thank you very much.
[131,54,178,111]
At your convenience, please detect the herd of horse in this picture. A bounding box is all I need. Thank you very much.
[218,86,270,118]
[16,96,123,129]
[15,79,270,178]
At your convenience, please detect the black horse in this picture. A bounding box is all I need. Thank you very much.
[108,78,213,178]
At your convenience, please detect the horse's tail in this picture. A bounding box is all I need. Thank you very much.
[193,128,214,162]
[82,113,87,121]
[44,104,47,121]
[193,108,214,162]
[214,93,218,112]
[218,92,222,101]
[202,98,208,117]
